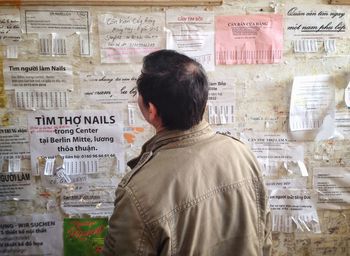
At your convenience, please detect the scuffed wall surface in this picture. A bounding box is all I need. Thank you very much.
[0,0,350,255]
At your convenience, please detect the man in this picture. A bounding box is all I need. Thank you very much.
[103,50,271,256]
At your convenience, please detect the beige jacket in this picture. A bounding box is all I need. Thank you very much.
[103,121,272,256]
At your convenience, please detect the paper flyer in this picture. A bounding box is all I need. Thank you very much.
[80,72,138,105]
[215,14,283,64]
[64,218,108,256]
[289,75,335,132]
[0,127,30,160]
[240,132,304,176]
[98,12,165,63]
[61,185,115,216]
[0,8,21,45]
[207,76,235,125]
[0,172,35,201]
[27,110,124,175]
[0,214,63,256]
[23,9,91,56]
[3,61,73,91]
[166,10,214,71]
[269,189,321,233]
[335,110,350,138]
[285,4,347,40]
[314,167,350,209]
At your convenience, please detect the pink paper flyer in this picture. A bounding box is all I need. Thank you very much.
[215,14,283,65]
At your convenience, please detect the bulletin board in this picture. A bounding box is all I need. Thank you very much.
[0,0,350,255]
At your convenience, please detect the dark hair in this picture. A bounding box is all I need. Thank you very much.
[137,50,208,130]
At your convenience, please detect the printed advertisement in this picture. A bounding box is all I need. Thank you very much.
[64,218,108,256]
[60,185,115,216]
[314,167,350,209]
[0,214,63,256]
[0,172,34,201]
[0,127,30,159]
[269,189,320,233]
[240,132,304,176]
[166,10,214,71]
[27,110,124,175]
[215,14,283,64]
[289,75,335,132]
[3,61,73,91]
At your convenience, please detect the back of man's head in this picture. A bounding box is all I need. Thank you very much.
[137,50,208,130]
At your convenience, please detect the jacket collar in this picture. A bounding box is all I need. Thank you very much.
[127,120,214,169]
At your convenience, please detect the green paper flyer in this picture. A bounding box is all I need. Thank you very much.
[64,218,108,256]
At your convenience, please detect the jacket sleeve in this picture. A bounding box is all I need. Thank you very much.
[102,186,154,256]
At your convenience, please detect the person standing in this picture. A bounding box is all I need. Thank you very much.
[103,49,272,256]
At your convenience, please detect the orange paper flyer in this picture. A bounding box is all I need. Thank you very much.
[215,14,283,65]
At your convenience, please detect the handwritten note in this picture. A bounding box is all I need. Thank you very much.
[166,10,214,71]
[80,72,138,105]
[215,14,283,64]
[98,12,165,63]
[285,4,347,40]
[0,9,20,44]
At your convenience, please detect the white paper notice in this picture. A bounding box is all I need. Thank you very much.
[27,110,124,175]
[4,61,73,91]
[80,72,138,105]
[0,172,34,201]
[269,189,320,233]
[314,167,350,209]
[23,9,91,56]
[265,178,307,191]
[0,214,63,256]
[289,75,335,132]
[208,77,235,102]
[61,185,115,216]
[0,9,21,45]
[166,10,214,71]
[207,77,235,125]
[98,12,165,63]
[285,5,347,40]
[240,132,304,176]
[0,127,30,160]
[335,110,350,138]
[345,81,350,107]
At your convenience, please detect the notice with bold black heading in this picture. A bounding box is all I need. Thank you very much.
[0,214,62,256]
[27,110,124,175]
[3,61,73,91]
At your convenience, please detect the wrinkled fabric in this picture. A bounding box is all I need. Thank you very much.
[103,121,272,256]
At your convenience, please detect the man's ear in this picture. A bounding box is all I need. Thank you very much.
[147,102,164,132]
[148,102,158,123]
